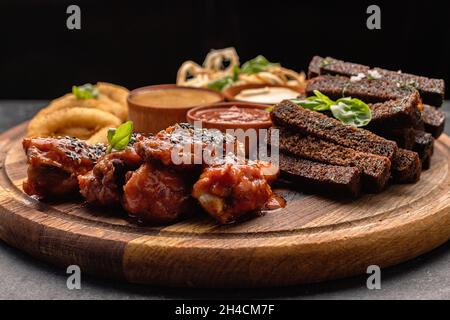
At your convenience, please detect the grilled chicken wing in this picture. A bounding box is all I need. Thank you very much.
[78,148,142,206]
[22,137,105,198]
[22,127,279,225]
[192,160,273,224]
[134,123,242,169]
[122,162,194,224]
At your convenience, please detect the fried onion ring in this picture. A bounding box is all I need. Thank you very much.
[35,94,128,122]
[86,127,110,145]
[27,107,122,138]
[56,127,94,140]
[96,82,129,110]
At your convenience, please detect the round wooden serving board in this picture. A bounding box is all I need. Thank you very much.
[1,122,450,288]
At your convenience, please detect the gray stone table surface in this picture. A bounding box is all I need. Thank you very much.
[0,100,450,300]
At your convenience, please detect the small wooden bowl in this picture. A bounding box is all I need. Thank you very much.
[223,83,304,104]
[186,102,272,132]
[127,84,224,134]
[187,102,272,156]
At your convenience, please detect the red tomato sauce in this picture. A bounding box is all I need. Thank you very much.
[195,106,270,124]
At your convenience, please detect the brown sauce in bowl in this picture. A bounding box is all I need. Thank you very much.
[131,88,222,108]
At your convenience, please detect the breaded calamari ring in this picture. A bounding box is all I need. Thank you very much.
[86,127,110,145]
[35,94,128,122]
[203,47,239,73]
[27,107,121,137]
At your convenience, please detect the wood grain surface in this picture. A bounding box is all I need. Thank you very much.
[0,122,450,288]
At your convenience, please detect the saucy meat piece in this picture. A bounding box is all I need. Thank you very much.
[192,161,273,224]
[122,163,194,224]
[207,155,280,184]
[134,123,242,169]
[78,148,142,206]
[22,137,105,198]
[253,160,280,184]
[24,165,80,199]
[133,122,278,224]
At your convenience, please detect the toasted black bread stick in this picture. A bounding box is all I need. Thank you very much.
[308,56,445,106]
[368,92,422,129]
[422,105,446,138]
[271,127,391,192]
[306,75,417,104]
[370,127,416,150]
[412,130,434,170]
[279,152,362,198]
[271,99,398,160]
[392,148,422,183]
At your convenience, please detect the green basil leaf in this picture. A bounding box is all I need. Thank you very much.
[330,98,372,127]
[291,91,371,127]
[289,99,303,105]
[232,65,241,81]
[207,76,234,91]
[312,90,335,106]
[107,121,133,153]
[72,83,99,99]
[240,55,279,74]
[107,128,116,143]
[291,98,329,111]
[113,135,132,151]
[290,90,335,111]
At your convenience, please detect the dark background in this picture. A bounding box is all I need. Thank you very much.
[1,0,449,99]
